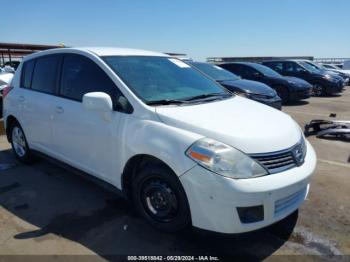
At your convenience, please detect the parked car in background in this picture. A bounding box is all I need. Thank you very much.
[218,62,312,103]
[343,60,350,70]
[189,61,282,109]
[321,63,350,77]
[3,47,316,234]
[3,61,20,70]
[0,72,14,117]
[263,60,344,96]
[334,64,343,69]
[301,60,349,86]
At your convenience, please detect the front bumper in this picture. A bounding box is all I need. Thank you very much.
[180,141,316,234]
[324,80,345,94]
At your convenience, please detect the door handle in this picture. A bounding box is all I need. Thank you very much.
[55,106,64,114]
[19,96,25,102]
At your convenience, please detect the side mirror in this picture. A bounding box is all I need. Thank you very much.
[83,92,113,112]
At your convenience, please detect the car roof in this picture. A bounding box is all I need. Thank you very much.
[23,47,169,61]
[220,62,258,66]
[77,47,169,57]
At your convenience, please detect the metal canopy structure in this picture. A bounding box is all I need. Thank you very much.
[313,58,350,64]
[0,42,62,65]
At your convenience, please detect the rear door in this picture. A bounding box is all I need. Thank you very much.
[19,55,61,154]
[51,53,127,183]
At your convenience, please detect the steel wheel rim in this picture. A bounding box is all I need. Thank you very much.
[312,84,323,96]
[12,127,26,157]
[140,177,178,222]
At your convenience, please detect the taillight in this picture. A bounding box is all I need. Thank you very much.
[2,85,14,98]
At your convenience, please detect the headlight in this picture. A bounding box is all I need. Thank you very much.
[323,74,331,79]
[185,138,268,179]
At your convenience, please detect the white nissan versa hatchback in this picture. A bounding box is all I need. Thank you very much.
[3,47,316,233]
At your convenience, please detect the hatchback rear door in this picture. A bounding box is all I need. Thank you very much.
[19,55,61,154]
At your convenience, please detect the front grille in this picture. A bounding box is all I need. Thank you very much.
[251,150,297,174]
[274,186,307,217]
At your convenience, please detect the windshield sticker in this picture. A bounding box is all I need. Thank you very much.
[168,58,191,68]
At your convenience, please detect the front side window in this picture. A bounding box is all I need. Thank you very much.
[284,62,295,73]
[31,55,60,94]
[249,63,281,78]
[21,59,35,89]
[103,56,228,104]
[240,66,257,78]
[60,54,125,109]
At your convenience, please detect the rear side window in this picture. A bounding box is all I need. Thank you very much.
[21,59,35,88]
[31,55,60,94]
[60,54,121,103]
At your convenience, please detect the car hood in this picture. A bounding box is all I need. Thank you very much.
[220,79,276,96]
[155,96,301,154]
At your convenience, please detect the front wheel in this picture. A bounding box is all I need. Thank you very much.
[311,83,324,96]
[132,163,191,232]
[10,122,34,164]
[274,86,289,103]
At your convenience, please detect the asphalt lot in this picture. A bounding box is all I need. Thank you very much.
[0,88,349,261]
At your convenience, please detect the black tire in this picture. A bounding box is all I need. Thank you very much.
[274,86,289,103]
[9,121,34,164]
[311,83,324,96]
[132,162,191,232]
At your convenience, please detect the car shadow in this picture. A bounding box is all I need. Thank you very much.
[320,93,342,98]
[283,100,309,107]
[0,149,298,260]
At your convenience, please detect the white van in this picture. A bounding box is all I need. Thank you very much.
[3,47,316,233]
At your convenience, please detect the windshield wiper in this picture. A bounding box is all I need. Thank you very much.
[183,92,232,101]
[146,99,189,106]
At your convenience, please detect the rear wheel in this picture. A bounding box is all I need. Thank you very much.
[10,122,34,164]
[132,162,191,232]
[274,86,289,103]
[311,83,324,96]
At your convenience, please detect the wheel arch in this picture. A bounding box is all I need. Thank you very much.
[5,115,19,143]
[121,154,179,201]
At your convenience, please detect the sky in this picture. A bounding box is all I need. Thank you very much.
[2,0,350,61]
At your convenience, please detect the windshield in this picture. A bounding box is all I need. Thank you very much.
[190,62,240,81]
[103,56,229,104]
[250,63,282,78]
[323,64,337,69]
[299,61,321,73]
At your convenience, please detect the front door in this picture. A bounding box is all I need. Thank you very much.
[51,53,125,184]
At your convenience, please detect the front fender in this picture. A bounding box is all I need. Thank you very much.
[122,119,202,178]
